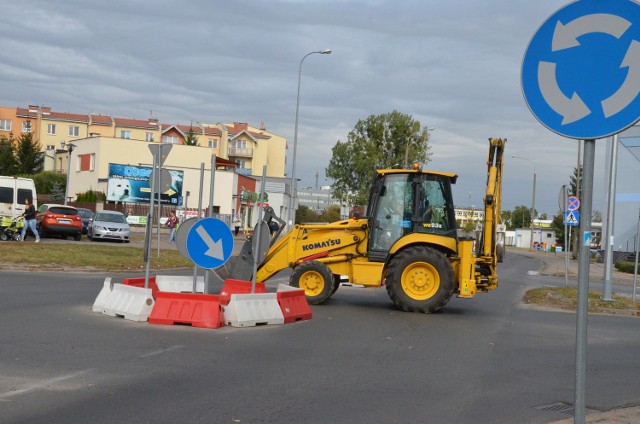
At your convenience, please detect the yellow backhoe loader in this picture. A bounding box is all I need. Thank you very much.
[218,138,505,313]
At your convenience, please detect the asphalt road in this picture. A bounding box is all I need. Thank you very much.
[0,252,639,423]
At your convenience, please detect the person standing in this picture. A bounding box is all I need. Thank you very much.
[233,217,241,236]
[21,199,40,242]
[166,211,178,244]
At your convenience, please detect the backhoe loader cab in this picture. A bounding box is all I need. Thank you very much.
[366,169,458,260]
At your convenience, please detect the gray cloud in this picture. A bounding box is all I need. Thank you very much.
[0,0,618,215]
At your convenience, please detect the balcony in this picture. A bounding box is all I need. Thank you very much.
[236,167,252,176]
[228,147,253,157]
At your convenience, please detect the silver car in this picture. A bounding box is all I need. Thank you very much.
[88,210,131,243]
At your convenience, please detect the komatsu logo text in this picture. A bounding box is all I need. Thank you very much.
[302,238,342,251]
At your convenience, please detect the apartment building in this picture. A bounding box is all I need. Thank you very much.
[0,105,288,181]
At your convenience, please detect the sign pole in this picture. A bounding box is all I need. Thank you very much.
[193,163,205,293]
[144,150,158,289]
[575,139,595,423]
[602,134,618,301]
[204,155,216,294]
[156,144,162,259]
[251,166,268,293]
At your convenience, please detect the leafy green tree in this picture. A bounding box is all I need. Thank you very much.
[29,171,67,194]
[326,111,432,207]
[295,205,320,224]
[184,126,199,146]
[15,132,43,174]
[500,210,513,230]
[50,182,65,202]
[512,205,532,229]
[319,205,341,223]
[551,212,566,248]
[0,135,17,175]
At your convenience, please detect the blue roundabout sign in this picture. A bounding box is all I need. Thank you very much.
[186,218,234,269]
[522,0,640,139]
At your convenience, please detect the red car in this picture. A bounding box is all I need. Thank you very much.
[36,204,83,240]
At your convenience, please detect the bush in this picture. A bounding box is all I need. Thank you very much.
[26,171,67,194]
[615,260,639,274]
[75,189,104,203]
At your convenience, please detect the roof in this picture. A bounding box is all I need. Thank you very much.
[114,118,159,129]
[46,111,89,123]
[91,114,113,125]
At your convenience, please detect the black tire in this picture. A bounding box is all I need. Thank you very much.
[74,233,82,241]
[37,224,46,238]
[0,231,7,241]
[290,261,334,305]
[386,245,455,313]
[331,275,341,295]
[13,233,21,241]
[497,244,505,263]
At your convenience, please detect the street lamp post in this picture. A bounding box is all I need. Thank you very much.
[512,155,536,251]
[64,143,76,205]
[288,48,331,230]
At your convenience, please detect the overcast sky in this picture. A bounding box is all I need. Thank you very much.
[0,0,619,216]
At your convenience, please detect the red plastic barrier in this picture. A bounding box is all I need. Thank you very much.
[219,279,266,306]
[149,292,225,329]
[123,276,159,299]
[277,289,312,324]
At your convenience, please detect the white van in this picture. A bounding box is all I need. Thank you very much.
[0,176,38,218]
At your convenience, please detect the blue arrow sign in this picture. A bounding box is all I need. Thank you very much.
[522,0,640,139]
[186,218,234,269]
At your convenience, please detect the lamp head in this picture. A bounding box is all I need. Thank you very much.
[321,49,332,54]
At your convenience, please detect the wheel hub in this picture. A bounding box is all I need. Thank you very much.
[401,262,439,300]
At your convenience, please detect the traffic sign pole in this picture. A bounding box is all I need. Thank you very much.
[603,135,619,301]
[193,162,205,293]
[575,139,595,423]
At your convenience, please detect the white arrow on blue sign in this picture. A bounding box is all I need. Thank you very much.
[522,0,640,139]
[186,218,234,269]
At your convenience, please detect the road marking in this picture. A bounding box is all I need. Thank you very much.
[137,345,184,358]
[0,369,93,399]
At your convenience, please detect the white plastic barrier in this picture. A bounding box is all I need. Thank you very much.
[223,293,284,327]
[156,275,204,293]
[102,284,154,322]
[92,277,113,313]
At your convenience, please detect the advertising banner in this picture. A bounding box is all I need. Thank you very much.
[107,163,183,205]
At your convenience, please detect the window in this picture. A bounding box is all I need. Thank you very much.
[78,153,95,172]
[69,125,80,137]
[232,139,247,149]
[162,135,179,144]
[21,121,31,133]
[0,120,12,131]
[208,139,218,149]
[17,188,32,204]
[47,123,56,135]
[0,187,12,203]
[145,132,154,142]
[120,130,131,139]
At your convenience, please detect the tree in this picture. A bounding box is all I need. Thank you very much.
[319,205,341,223]
[29,171,67,194]
[15,132,43,174]
[512,205,532,229]
[295,205,319,224]
[0,135,17,175]
[326,111,432,207]
[184,126,199,146]
[500,210,513,230]
[551,212,566,248]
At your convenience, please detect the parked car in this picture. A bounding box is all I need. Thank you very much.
[36,204,83,240]
[88,210,130,243]
[76,208,94,235]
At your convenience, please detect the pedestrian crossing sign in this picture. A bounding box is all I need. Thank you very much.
[564,211,579,227]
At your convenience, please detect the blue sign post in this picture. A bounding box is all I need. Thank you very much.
[522,2,640,421]
[522,0,640,139]
[186,218,234,269]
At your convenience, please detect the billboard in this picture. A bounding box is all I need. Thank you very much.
[107,163,183,205]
